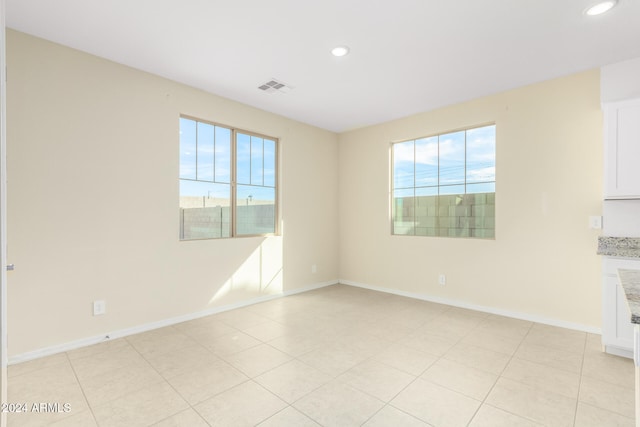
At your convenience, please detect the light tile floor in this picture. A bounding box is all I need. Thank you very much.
[7,285,636,426]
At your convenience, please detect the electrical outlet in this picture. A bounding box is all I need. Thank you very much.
[438,274,446,286]
[93,300,106,316]
[311,264,317,274]
[589,215,602,229]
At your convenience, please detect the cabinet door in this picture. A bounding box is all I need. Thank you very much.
[603,275,634,350]
[605,99,640,199]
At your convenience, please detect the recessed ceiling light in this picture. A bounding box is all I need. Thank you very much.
[331,46,350,57]
[585,0,618,15]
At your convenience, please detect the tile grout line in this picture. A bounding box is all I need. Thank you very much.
[360,311,488,426]
[178,312,324,425]
[152,326,298,426]
[573,334,588,427]
[64,350,103,427]
[464,320,536,426]
[237,311,356,427]
[293,332,411,426]
[121,333,208,426]
[247,303,443,425]
[12,287,622,426]
[158,304,600,426]
[161,323,254,423]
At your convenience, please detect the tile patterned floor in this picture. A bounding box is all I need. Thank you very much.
[7,284,636,426]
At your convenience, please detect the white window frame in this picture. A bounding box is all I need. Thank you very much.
[390,123,496,238]
[179,115,279,240]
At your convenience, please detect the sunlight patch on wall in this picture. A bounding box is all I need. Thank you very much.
[209,236,283,304]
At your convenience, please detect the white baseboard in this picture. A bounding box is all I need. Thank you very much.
[339,279,602,335]
[11,277,601,365]
[9,279,338,365]
[604,345,633,359]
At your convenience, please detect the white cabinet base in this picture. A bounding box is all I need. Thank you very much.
[634,325,640,427]
[636,365,639,427]
[602,257,638,358]
[605,344,634,359]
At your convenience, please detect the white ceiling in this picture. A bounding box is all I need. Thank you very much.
[7,0,640,132]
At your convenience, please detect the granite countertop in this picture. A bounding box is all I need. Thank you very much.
[617,269,640,324]
[597,237,640,258]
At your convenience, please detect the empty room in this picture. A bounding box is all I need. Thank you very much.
[2,0,640,426]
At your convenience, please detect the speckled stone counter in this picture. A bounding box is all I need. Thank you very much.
[618,269,640,324]
[598,237,640,258]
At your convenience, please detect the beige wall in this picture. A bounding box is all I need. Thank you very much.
[338,70,603,328]
[6,29,605,358]
[6,30,339,357]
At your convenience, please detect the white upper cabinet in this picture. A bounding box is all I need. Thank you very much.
[604,98,640,199]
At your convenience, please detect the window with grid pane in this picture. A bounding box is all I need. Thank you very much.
[179,116,277,240]
[391,124,495,238]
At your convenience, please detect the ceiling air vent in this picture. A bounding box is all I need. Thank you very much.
[258,78,292,94]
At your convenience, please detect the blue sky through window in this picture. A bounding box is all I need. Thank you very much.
[392,124,495,195]
[179,118,276,201]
